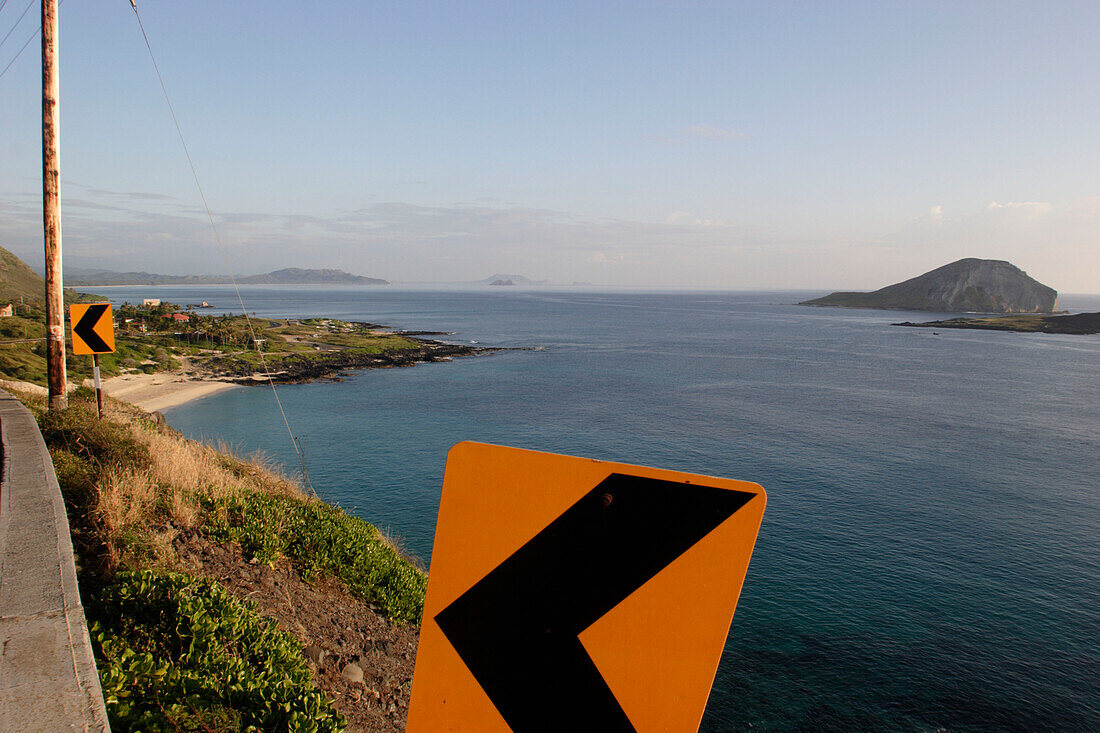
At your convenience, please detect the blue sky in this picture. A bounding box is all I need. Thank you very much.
[1,1,1097,290]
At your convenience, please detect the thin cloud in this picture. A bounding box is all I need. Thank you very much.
[650,124,750,147]
[986,201,1052,220]
[85,188,176,202]
[684,124,749,141]
[665,211,729,227]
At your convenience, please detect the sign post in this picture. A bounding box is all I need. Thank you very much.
[69,303,116,418]
[408,442,767,732]
[92,354,103,418]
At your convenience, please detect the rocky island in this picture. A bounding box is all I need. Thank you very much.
[800,258,1057,313]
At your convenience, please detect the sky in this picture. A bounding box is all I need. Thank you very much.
[0,0,1097,291]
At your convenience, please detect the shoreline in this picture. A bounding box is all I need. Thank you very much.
[101,341,514,412]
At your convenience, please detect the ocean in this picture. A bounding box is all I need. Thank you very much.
[90,286,1100,731]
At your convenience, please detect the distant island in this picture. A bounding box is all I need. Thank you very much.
[67,267,389,287]
[476,273,548,285]
[800,258,1057,313]
[897,312,1099,336]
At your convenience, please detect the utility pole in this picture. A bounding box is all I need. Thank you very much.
[42,0,67,410]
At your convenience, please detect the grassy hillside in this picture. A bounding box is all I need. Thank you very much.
[0,245,46,303]
[12,387,426,731]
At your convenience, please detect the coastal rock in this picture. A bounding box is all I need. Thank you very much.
[800,258,1057,313]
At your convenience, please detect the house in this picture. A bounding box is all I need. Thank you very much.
[164,313,190,323]
[142,298,161,307]
[0,304,12,317]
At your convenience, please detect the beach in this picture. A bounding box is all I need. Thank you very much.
[100,372,240,413]
[0,371,238,413]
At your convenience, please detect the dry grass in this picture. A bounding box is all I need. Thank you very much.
[101,413,307,569]
[13,385,308,572]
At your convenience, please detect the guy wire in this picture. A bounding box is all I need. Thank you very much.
[128,1,316,496]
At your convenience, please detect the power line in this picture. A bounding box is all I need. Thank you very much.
[0,23,32,79]
[0,0,34,53]
[127,1,316,496]
[0,0,66,83]
[0,19,36,81]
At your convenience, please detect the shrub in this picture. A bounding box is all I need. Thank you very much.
[90,570,345,732]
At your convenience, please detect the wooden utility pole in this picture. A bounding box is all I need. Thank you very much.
[42,0,67,410]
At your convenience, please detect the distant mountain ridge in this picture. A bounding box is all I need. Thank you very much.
[800,258,1057,314]
[68,267,389,286]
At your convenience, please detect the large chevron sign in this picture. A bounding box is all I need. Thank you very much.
[408,442,766,732]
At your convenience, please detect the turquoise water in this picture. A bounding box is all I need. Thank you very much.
[95,286,1100,731]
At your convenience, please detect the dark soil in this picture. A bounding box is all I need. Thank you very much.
[172,531,418,733]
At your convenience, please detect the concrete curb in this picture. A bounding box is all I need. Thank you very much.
[0,390,110,731]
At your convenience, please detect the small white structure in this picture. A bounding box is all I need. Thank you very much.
[142,298,161,307]
[0,304,12,317]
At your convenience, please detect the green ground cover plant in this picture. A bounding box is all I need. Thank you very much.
[91,570,344,733]
[206,491,427,625]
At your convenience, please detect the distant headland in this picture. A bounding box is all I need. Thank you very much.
[66,267,389,287]
[800,258,1057,314]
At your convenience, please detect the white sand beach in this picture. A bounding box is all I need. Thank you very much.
[100,372,240,413]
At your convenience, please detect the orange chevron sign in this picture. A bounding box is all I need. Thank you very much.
[69,303,115,355]
[408,442,767,732]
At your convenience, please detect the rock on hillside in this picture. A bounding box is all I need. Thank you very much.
[800,258,1057,313]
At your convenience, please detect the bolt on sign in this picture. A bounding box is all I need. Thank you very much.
[69,303,115,354]
[407,442,767,732]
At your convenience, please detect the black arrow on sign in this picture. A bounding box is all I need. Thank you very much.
[73,303,111,353]
[434,473,756,732]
